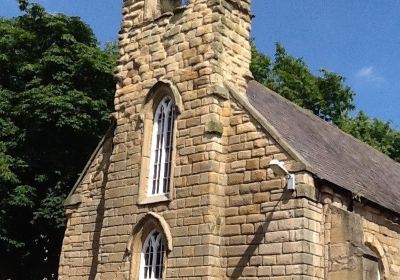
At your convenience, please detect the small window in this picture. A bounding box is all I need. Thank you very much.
[160,0,188,13]
[148,96,175,196]
[140,230,166,280]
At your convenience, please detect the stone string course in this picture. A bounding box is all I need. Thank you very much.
[58,0,400,279]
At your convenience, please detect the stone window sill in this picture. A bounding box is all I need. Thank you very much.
[138,194,171,205]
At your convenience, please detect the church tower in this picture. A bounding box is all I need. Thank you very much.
[59,0,255,279]
[111,0,253,278]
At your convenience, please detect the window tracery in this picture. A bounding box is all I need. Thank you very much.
[148,96,175,196]
[138,81,182,205]
[140,230,166,280]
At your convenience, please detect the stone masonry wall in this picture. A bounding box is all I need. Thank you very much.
[321,187,400,280]
[60,0,253,279]
[59,90,328,279]
[221,102,325,279]
[59,133,116,279]
[111,1,252,277]
[357,205,400,279]
[210,0,252,93]
[58,0,329,275]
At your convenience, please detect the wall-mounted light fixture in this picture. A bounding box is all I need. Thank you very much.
[269,159,296,191]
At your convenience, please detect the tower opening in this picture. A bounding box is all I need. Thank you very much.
[160,0,188,13]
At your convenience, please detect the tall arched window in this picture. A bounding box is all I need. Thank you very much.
[148,96,175,196]
[140,230,166,280]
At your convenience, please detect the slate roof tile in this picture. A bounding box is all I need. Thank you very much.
[246,80,400,214]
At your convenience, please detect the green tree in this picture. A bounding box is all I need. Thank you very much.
[251,43,355,125]
[18,0,29,11]
[251,43,400,162]
[0,4,115,279]
[341,112,400,162]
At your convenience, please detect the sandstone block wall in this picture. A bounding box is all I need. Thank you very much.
[61,0,252,279]
[59,0,326,278]
[221,102,325,279]
[59,132,119,279]
[58,0,400,279]
[59,89,328,279]
[321,187,400,280]
[359,206,400,279]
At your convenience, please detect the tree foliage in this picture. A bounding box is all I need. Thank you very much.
[340,112,400,162]
[251,43,355,125]
[18,0,29,11]
[0,4,115,279]
[251,43,400,162]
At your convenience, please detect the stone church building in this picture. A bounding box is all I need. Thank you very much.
[58,0,400,279]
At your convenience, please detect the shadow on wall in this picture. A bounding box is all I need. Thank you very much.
[88,130,114,280]
[230,190,293,279]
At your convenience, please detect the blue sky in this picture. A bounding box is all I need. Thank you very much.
[1,0,399,127]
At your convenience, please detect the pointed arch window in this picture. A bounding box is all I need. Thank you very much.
[148,96,175,196]
[140,230,166,280]
[138,82,182,205]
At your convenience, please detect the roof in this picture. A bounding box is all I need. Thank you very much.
[245,80,400,214]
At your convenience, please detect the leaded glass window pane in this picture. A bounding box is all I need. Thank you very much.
[141,231,166,280]
[148,97,175,196]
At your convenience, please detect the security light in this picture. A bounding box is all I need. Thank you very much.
[269,159,296,191]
